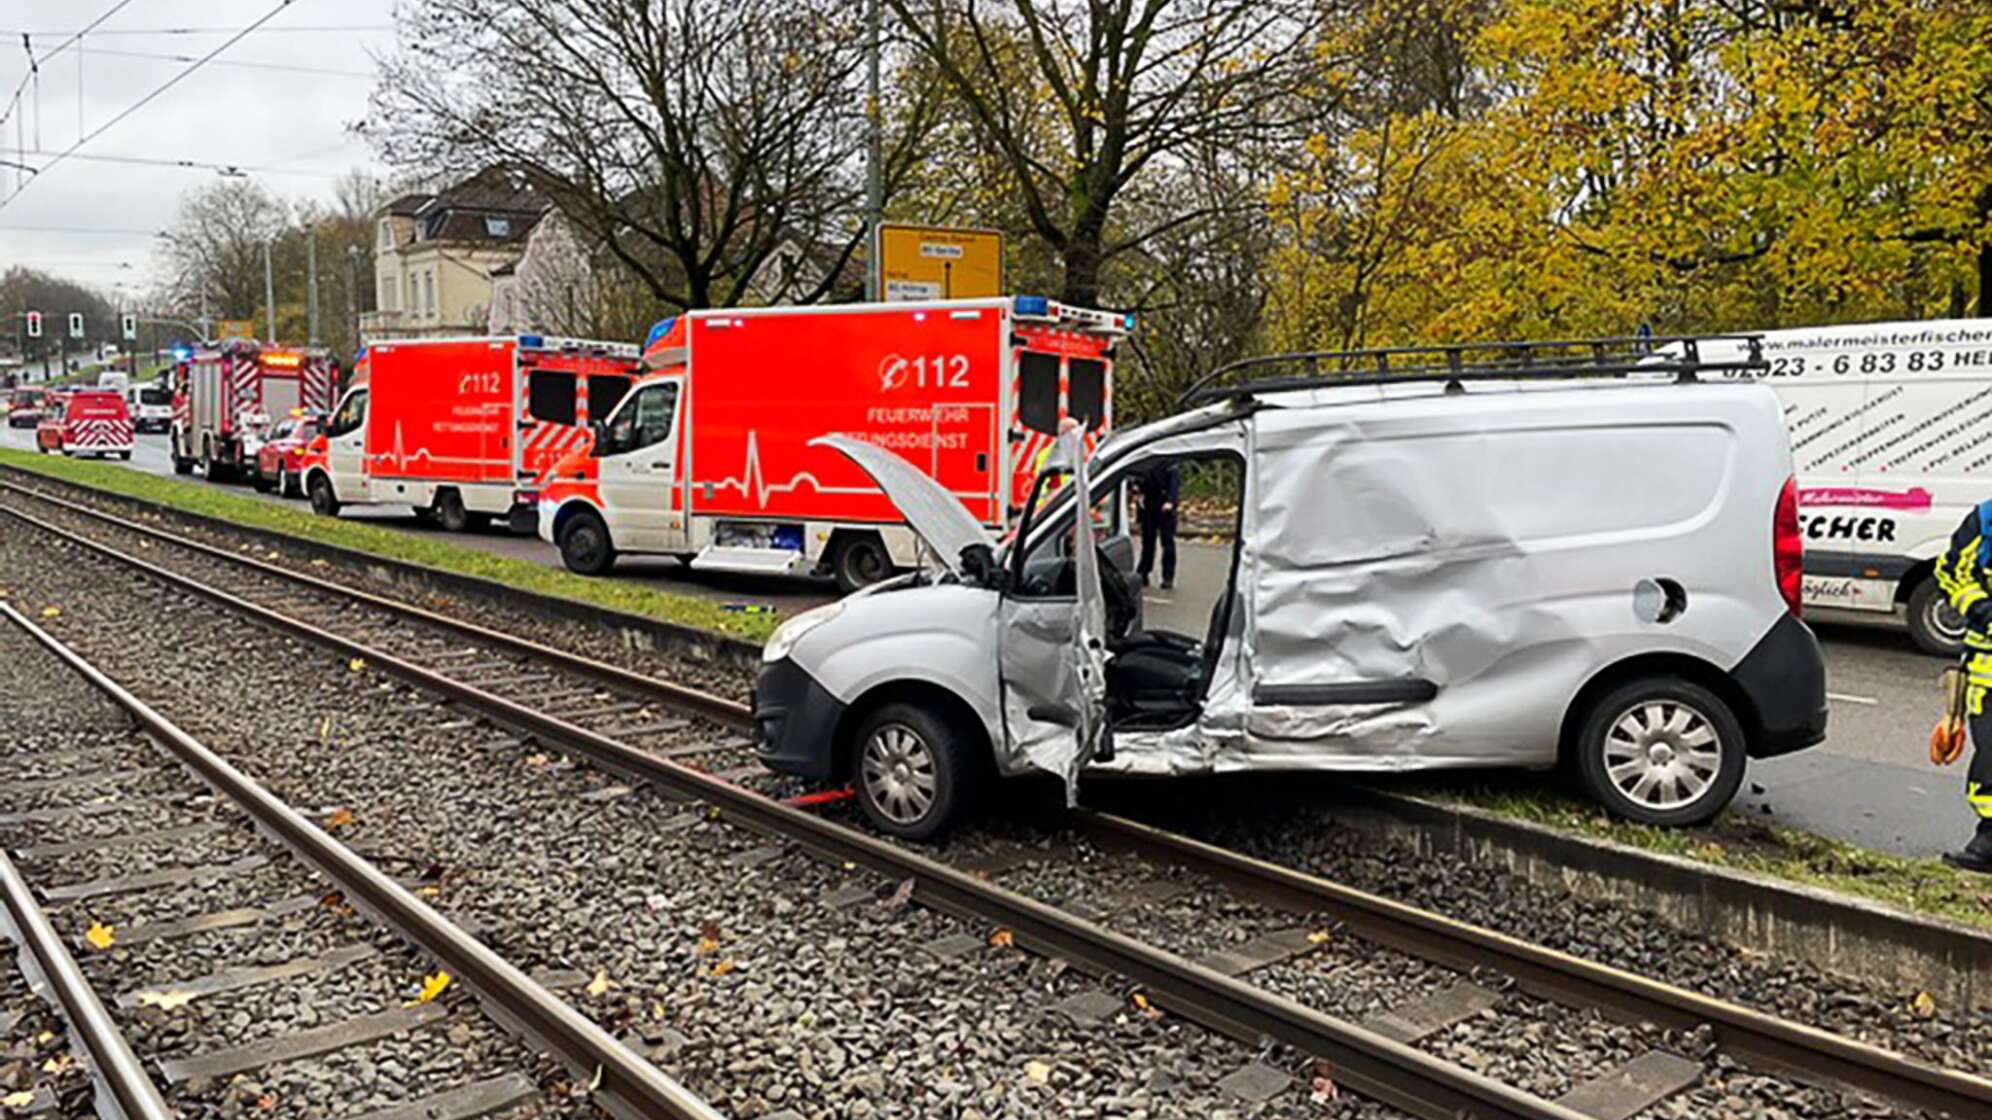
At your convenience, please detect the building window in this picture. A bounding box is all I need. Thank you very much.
[424,272,436,318]
[484,217,512,237]
[378,220,393,249]
[378,275,395,312]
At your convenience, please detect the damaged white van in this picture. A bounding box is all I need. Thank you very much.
[752,338,1829,838]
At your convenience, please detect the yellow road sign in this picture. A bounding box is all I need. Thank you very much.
[877,224,1002,302]
[215,319,255,341]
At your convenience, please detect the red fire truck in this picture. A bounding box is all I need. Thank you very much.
[301,336,641,532]
[537,296,1127,591]
[37,389,133,459]
[171,341,338,481]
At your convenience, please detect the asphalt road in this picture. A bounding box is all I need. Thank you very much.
[4,426,1979,858]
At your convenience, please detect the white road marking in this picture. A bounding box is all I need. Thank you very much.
[1827,691,1879,706]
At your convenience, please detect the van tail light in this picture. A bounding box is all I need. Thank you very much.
[1774,476,1803,618]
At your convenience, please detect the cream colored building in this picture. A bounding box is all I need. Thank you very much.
[361,169,546,341]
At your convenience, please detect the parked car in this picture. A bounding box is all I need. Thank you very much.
[252,412,323,498]
[6,387,46,429]
[36,389,133,459]
[753,337,1829,839]
[128,379,173,434]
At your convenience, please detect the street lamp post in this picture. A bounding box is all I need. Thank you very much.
[263,236,277,344]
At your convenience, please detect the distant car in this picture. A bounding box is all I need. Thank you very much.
[252,413,323,498]
[37,390,132,459]
[7,387,45,429]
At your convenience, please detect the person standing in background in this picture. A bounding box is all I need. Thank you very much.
[1134,459,1179,590]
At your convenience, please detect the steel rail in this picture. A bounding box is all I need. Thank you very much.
[0,478,745,726]
[0,600,723,1120]
[0,846,173,1120]
[0,493,1586,1120]
[8,481,1991,1116]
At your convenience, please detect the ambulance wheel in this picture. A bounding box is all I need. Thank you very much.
[851,702,973,840]
[833,532,892,594]
[558,510,615,575]
[1574,676,1745,827]
[435,490,471,532]
[1907,578,1967,657]
[308,474,340,517]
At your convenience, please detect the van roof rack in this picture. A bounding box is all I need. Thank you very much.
[1179,334,1766,406]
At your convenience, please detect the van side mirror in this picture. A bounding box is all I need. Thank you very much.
[589,420,611,457]
[960,542,1000,589]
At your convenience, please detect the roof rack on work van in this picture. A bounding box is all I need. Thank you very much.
[1179,333,1766,406]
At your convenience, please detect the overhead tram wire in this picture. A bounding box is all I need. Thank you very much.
[0,0,139,132]
[9,149,348,179]
[0,0,303,212]
[0,26,391,37]
[57,47,373,80]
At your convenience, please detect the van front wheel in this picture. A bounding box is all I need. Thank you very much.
[851,702,973,840]
[307,474,340,517]
[832,532,892,594]
[1574,676,1745,827]
[558,510,616,575]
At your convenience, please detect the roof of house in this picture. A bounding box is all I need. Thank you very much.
[383,193,432,217]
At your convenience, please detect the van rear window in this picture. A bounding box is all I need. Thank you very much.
[528,370,577,426]
[1068,357,1106,430]
[1018,351,1060,435]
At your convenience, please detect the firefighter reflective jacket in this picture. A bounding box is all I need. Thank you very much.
[1934,500,1992,653]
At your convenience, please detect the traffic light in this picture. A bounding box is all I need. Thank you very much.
[67,312,84,340]
[24,311,41,338]
[121,312,137,341]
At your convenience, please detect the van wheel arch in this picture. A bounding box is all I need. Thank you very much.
[828,530,895,593]
[834,681,994,810]
[1559,652,1761,771]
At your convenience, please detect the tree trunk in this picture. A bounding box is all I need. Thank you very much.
[1978,241,1990,318]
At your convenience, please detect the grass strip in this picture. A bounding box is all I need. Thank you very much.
[1409,779,1992,931]
[0,448,779,642]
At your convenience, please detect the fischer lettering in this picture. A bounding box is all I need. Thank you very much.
[1802,514,1897,542]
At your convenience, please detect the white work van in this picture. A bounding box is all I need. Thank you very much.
[752,337,1829,838]
[1694,320,1992,654]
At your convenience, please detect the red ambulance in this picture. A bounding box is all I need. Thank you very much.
[301,335,640,533]
[37,389,133,459]
[536,296,1127,591]
[171,341,338,481]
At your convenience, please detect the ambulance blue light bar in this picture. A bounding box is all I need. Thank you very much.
[1012,295,1133,335]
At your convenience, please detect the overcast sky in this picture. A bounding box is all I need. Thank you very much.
[0,0,397,298]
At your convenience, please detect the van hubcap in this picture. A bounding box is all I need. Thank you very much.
[861,723,937,825]
[1603,701,1721,810]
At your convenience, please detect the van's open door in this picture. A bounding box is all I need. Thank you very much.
[998,427,1110,804]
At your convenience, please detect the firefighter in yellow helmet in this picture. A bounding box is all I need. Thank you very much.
[1932,500,1992,871]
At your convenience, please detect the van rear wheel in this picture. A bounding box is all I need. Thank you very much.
[558,509,615,575]
[1906,578,1967,657]
[1575,676,1745,827]
[435,490,471,532]
[851,702,973,840]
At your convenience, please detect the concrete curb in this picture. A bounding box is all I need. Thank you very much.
[0,466,764,674]
[1338,788,1992,1011]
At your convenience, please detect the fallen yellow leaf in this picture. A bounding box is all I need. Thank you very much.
[988,928,1015,948]
[324,808,355,830]
[83,922,114,950]
[695,936,721,956]
[1132,991,1162,1020]
[257,1093,278,1110]
[40,1055,72,1075]
[524,753,549,767]
[319,715,333,743]
[135,990,198,1011]
[1912,991,1937,1018]
[1023,1059,1051,1084]
[1,1090,35,1109]
[347,657,366,672]
[39,606,59,619]
[709,959,736,977]
[586,969,612,996]
[1307,929,1332,944]
[404,971,451,1006]
[33,1032,52,1045]
[414,885,439,899]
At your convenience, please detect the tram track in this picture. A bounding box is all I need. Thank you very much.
[0,603,717,1119]
[1,474,1988,1118]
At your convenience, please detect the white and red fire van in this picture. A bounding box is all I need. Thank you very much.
[537,296,1128,591]
[301,335,641,532]
[171,341,338,481]
[37,389,133,459]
